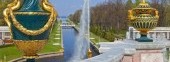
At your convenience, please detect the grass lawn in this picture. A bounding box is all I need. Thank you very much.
[90,33,109,43]
[0,22,62,61]
[71,20,109,43]
[0,43,62,61]
[0,45,21,61]
[71,20,109,49]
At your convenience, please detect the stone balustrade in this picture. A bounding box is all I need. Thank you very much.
[82,40,170,62]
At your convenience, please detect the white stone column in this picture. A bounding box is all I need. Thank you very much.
[153,32,156,39]
[0,32,2,45]
[2,32,4,40]
[126,32,129,39]
[135,32,137,39]
[167,32,169,39]
[137,32,140,38]
[1,32,5,45]
[0,32,2,39]
[133,32,134,40]
[147,32,150,38]
[133,32,135,40]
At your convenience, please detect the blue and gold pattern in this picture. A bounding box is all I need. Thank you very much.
[3,0,57,58]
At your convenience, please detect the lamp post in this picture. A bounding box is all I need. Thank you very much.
[3,0,57,62]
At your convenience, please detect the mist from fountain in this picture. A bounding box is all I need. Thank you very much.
[69,0,90,62]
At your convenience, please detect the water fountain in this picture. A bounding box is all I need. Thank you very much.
[70,0,90,61]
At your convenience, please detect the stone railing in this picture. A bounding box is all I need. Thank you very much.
[81,41,134,62]
[81,40,169,62]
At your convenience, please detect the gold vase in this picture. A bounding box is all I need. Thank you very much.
[128,0,159,42]
[14,40,47,58]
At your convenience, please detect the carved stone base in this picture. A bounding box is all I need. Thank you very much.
[14,40,47,59]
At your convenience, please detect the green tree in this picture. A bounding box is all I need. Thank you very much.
[70,0,170,41]
[126,0,133,9]
[135,0,140,7]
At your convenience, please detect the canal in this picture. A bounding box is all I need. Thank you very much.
[37,20,100,62]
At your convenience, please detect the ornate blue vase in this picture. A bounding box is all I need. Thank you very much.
[3,0,57,59]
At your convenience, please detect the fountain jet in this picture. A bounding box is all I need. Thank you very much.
[69,0,90,61]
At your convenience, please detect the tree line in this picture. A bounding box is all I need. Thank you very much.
[0,0,170,41]
[69,0,170,41]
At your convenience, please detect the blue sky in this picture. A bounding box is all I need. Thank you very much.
[49,0,106,16]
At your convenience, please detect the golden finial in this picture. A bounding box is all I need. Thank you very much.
[87,49,92,58]
[142,0,146,3]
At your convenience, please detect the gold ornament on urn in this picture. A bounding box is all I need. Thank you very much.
[3,0,57,61]
[128,0,159,42]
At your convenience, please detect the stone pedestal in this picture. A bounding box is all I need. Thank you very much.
[122,56,133,62]
[133,50,163,62]
[83,39,170,62]
[122,41,166,62]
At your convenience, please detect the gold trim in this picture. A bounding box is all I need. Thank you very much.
[23,56,39,59]
[133,8,153,9]
[42,0,57,34]
[3,0,21,38]
[128,10,135,20]
[13,39,48,42]
[3,0,57,36]
[10,9,55,36]
[155,11,159,18]
[14,40,47,59]
[14,12,50,15]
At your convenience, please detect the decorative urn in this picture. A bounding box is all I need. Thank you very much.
[3,0,57,61]
[128,0,159,42]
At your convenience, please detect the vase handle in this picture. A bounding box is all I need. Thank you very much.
[3,0,57,36]
[128,10,135,21]
[155,10,159,19]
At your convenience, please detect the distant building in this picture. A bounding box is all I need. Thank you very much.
[0,26,11,45]
[57,16,67,21]
[126,27,170,40]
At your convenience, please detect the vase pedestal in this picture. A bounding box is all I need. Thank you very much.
[26,59,35,62]
[135,34,153,42]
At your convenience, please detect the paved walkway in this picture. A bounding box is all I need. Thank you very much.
[10,53,63,62]
[36,55,63,62]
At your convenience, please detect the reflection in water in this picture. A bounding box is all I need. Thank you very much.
[62,26,77,62]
